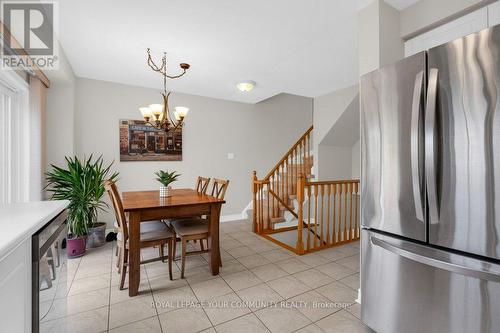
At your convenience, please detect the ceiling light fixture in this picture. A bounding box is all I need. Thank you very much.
[236,81,256,92]
[139,48,190,132]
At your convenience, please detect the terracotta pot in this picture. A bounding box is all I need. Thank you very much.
[67,236,86,258]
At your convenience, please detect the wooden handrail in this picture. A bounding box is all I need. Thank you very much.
[306,179,360,186]
[268,188,298,219]
[263,125,313,180]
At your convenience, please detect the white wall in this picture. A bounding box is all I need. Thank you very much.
[313,85,359,178]
[400,0,492,38]
[73,78,312,225]
[45,46,76,174]
[351,140,360,179]
[317,145,353,180]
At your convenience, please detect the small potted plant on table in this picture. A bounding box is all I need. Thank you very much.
[155,170,180,197]
[45,155,118,257]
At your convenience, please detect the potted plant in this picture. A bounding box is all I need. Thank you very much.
[45,155,118,257]
[155,170,180,197]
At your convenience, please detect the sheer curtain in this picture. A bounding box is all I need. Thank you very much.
[0,71,46,204]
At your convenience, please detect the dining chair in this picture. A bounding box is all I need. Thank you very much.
[171,178,229,278]
[105,180,175,289]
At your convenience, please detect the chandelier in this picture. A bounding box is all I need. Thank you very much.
[139,48,190,132]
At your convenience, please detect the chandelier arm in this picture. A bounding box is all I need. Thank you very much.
[166,69,187,79]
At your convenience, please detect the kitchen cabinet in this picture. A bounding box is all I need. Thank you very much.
[0,238,31,333]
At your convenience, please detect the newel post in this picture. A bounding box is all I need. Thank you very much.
[252,171,258,233]
[296,173,305,254]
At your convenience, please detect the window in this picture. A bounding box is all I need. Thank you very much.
[0,72,30,204]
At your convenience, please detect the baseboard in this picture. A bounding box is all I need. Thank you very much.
[220,213,245,222]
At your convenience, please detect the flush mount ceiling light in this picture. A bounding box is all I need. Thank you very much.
[236,81,256,92]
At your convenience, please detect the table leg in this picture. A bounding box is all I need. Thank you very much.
[128,211,141,296]
[209,203,221,275]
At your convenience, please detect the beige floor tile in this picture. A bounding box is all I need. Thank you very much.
[236,284,284,311]
[110,281,151,305]
[174,254,208,270]
[251,263,289,282]
[74,262,112,280]
[153,285,198,314]
[339,273,360,290]
[346,302,361,319]
[296,253,331,267]
[158,307,212,333]
[67,273,111,296]
[237,254,271,269]
[276,258,310,274]
[184,265,219,284]
[261,249,295,263]
[336,244,360,256]
[255,306,311,333]
[295,324,325,333]
[267,276,311,299]
[289,290,340,322]
[220,239,244,250]
[42,288,110,321]
[215,313,270,333]
[40,307,108,333]
[316,248,351,261]
[335,255,360,272]
[199,328,217,333]
[293,268,334,289]
[315,282,357,306]
[202,292,251,325]
[190,277,233,300]
[219,259,248,276]
[109,316,162,332]
[145,261,180,279]
[226,246,257,258]
[222,270,262,291]
[148,272,188,293]
[315,310,372,333]
[109,294,156,329]
[315,262,354,280]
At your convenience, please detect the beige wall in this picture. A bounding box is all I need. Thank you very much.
[400,0,493,38]
[73,78,312,225]
[351,140,360,179]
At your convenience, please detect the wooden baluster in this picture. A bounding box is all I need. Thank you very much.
[349,182,354,241]
[314,184,318,249]
[332,184,337,244]
[285,159,288,207]
[252,171,258,233]
[307,184,311,251]
[326,184,331,246]
[266,182,270,231]
[354,182,359,239]
[343,183,348,242]
[320,184,324,247]
[296,174,305,254]
[281,164,284,210]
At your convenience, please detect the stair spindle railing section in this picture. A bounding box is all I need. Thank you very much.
[296,175,360,254]
[252,126,313,234]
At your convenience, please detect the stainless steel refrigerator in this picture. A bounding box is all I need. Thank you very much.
[360,25,500,333]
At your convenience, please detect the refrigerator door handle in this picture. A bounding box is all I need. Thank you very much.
[411,71,424,222]
[425,68,439,224]
[370,236,500,282]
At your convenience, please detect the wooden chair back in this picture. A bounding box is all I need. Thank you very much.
[195,176,211,194]
[104,180,128,243]
[210,178,229,200]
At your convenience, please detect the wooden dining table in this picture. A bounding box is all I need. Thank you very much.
[122,188,225,296]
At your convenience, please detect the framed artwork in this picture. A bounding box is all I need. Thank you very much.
[119,119,182,161]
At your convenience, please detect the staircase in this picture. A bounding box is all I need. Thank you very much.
[252,126,313,233]
[251,125,361,255]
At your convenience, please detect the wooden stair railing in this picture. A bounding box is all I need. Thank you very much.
[252,126,313,234]
[296,175,360,254]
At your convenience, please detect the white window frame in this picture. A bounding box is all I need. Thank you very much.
[0,71,30,204]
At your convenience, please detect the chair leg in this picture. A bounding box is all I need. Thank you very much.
[219,249,222,267]
[119,249,127,290]
[181,238,187,279]
[200,238,205,251]
[159,245,165,262]
[116,247,121,271]
[167,240,173,281]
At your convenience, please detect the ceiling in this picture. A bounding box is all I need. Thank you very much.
[56,0,419,104]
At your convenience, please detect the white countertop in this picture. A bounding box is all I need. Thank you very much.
[0,200,69,259]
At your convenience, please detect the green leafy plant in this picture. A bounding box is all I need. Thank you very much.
[155,170,181,187]
[45,155,119,237]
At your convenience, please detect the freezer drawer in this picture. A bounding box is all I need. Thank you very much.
[361,229,500,333]
[360,52,426,242]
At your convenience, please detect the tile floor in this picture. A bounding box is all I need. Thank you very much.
[39,219,372,333]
